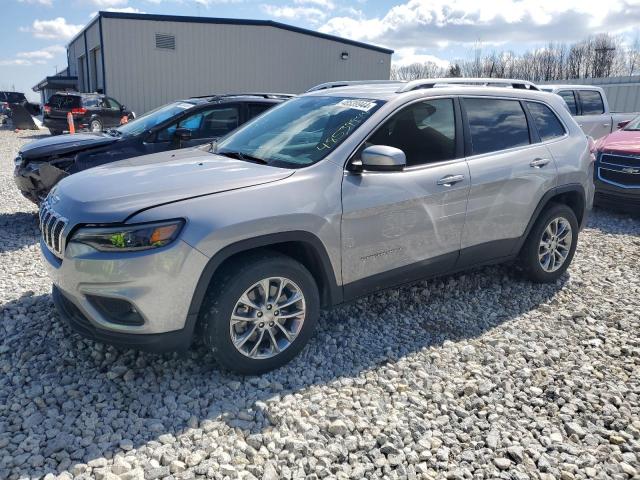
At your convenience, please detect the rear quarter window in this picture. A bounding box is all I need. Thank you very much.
[578,90,605,115]
[526,102,566,141]
[464,97,530,155]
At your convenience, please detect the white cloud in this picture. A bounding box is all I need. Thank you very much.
[262,4,326,24]
[294,0,335,10]
[88,0,128,6]
[17,0,53,6]
[393,48,450,68]
[320,0,640,50]
[20,17,83,41]
[0,59,39,66]
[89,7,145,18]
[16,45,65,60]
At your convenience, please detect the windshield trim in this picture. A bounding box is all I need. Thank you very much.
[116,101,197,137]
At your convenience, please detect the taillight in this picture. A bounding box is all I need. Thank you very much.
[71,107,87,115]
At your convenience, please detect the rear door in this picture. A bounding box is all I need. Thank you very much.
[341,97,470,296]
[460,96,558,265]
[575,89,609,139]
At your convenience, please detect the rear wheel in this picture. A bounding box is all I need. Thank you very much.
[201,252,319,374]
[90,119,103,133]
[520,203,579,283]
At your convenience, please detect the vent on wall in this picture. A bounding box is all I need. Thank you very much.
[155,33,176,50]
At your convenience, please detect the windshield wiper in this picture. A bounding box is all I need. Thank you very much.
[216,150,268,165]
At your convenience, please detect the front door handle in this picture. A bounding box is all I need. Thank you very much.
[530,158,551,168]
[437,174,465,186]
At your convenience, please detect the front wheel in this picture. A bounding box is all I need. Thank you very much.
[201,252,319,374]
[520,203,579,283]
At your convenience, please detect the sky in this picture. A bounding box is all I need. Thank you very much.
[2,0,640,101]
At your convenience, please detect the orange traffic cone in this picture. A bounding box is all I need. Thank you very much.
[67,111,75,134]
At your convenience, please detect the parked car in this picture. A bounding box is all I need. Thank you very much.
[0,91,40,117]
[43,92,133,135]
[539,85,638,140]
[40,78,594,374]
[592,114,640,211]
[15,93,292,204]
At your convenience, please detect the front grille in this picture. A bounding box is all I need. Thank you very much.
[599,167,640,188]
[600,153,640,168]
[39,201,68,258]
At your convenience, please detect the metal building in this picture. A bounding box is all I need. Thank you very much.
[47,11,392,114]
[538,76,640,113]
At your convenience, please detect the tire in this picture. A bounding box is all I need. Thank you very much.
[520,203,579,283]
[201,251,320,375]
[90,118,103,133]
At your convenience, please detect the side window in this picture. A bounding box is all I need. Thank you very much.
[578,90,604,115]
[558,91,578,115]
[366,98,456,167]
[247,103,272,119]
[526,102,566,141]
[106,97,121,110]
[198,107,240,138]
[156,113,203,142]
[83,97,100,108]
[464,98,530,155]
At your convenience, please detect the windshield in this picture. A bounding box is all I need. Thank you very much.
[116,101,195,136]
[623,115,640,131]
[7,92,26,103]
[215,96,384,168]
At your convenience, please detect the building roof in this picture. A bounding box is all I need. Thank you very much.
[69,11,394,55]
[32,75,78,92]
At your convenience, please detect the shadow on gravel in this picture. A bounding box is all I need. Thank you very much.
[0,265,568,478]
[0,212,39,254]
[588,206,640,233]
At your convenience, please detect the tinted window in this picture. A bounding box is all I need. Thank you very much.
[106,98,121,109]
[367,99,456,166]
[6,92,26,103]
[526,102,566,141]
[247,103,273,119]
[48,95,81,109]
[157,106,240,141]
[83,97,100,107]
[464,98,530,155]
[578,90,604,115]
[558,91,578,115]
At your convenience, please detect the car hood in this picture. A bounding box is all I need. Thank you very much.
[20,132,120,160]
[53,148,294,223]
[596,129,640,155]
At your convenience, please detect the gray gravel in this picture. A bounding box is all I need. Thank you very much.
[1,126,639,480]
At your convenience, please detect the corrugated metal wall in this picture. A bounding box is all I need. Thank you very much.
[539,77,640,113]
[101,18,391,114]
[67,20,103,95]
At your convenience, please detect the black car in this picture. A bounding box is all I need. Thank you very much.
[0,91,40,117]
[43,92,133,135]
[14,93,292,203]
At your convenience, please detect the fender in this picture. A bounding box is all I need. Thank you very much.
[511,183,587,255]
[187,231,342,319]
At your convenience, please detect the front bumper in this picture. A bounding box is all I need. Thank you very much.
[594,180,640,212]
[42,236,210,352]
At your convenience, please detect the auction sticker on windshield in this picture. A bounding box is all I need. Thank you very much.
[336,99,378,112]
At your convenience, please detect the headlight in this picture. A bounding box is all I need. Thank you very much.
[69,220,184,252]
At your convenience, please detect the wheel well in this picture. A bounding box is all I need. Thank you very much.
[547,190,585,225]
[207,242,335,308]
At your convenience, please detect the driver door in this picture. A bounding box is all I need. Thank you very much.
[341,98,470,298]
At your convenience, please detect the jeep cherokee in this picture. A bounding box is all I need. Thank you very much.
[40,78,595,374]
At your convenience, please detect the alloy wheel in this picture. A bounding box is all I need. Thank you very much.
[229,277,306,359]
[538,216,573,273]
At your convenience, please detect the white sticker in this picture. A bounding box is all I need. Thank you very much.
[336,99,377,112]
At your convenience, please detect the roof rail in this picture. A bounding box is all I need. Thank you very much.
[396,78,540,93]
[192,92,296,100]
[306,80,400,92]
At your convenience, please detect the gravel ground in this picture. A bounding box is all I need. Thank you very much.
[0,126,639,480]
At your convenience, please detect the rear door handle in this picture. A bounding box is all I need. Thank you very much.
[437,174,465,186]
[530,158,551,168]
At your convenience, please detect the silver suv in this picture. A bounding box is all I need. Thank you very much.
[40,78,595,374]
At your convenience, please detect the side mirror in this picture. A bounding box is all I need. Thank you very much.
[172,127,192,148]
[617,120,630,129]
[120,105,127,111]
[359,145,406,172]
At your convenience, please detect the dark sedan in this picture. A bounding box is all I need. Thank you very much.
[14,93,292,203]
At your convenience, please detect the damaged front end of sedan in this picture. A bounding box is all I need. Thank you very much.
[14,154,74,204]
